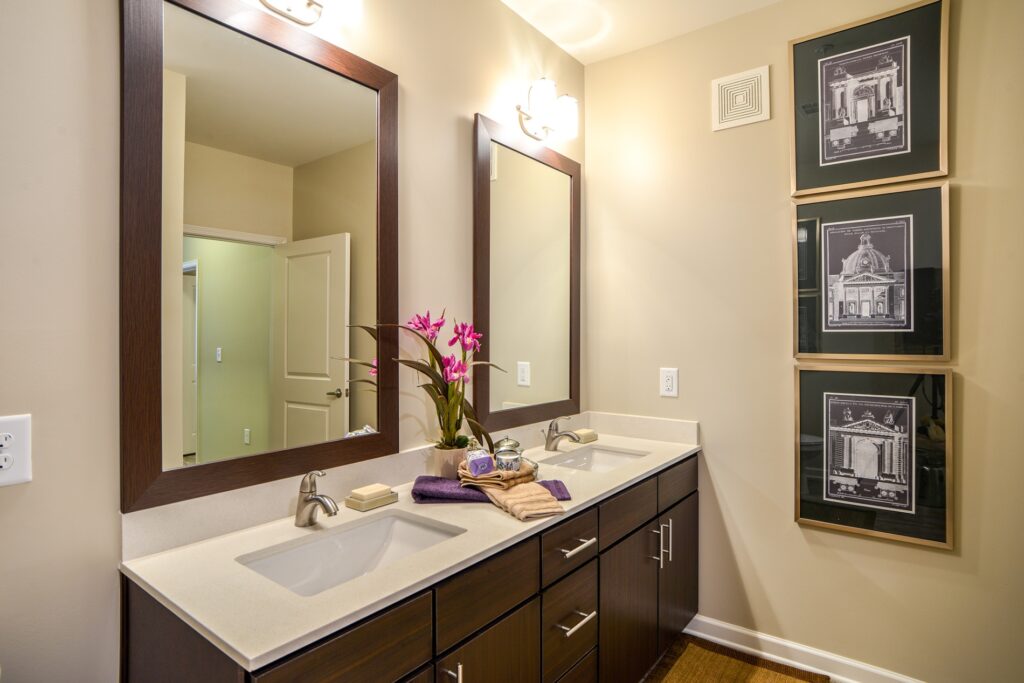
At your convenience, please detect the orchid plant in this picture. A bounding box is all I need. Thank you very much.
[347,310,502,452]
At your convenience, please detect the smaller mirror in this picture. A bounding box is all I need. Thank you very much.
[473,115,580,431]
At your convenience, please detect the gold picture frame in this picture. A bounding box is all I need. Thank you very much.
[788,0,949,197]
[795,364,953,549]
[792,180,950,361]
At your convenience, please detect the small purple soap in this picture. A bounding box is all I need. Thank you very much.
[466,449,495,476]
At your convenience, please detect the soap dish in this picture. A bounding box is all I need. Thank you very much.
[344,491,398,512]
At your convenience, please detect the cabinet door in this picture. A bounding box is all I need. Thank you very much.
[598,521,660,683]
[657,493,698,656]
[436,598,540,682]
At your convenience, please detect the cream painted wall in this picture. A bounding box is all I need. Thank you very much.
[183,141,294,239]
[293,142,377,431]
[0,1,582,680]
[489,143,572,410]
[585,1,1024,681]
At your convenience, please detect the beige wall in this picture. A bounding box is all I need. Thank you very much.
[585,1,1024,681]
[293,142,378,430]
[0,0,581,680]
[184,141,294,239]
[489,143,572,409]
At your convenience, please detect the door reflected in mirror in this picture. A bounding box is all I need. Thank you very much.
[162,3,378,470]
[488,143,571,412]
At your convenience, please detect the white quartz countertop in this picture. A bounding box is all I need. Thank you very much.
[121,434,700,670]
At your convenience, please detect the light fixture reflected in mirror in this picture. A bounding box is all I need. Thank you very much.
[516,77,578,142]
[260,0,323,25]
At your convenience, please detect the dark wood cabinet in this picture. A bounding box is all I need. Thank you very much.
[598,521,661,683]
[124,454,699,683]
[657,493,699,657]
[435,598,541,682]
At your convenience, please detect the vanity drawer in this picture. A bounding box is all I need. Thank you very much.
[403,663,434,683]
[557,648,597,683]
[435,598,541,682]
[658,455,698,512]
[598,478,658,549]
[435,538,540,653]
[541,508,599,587]
[542,560,598,683]
[251,592,432,683]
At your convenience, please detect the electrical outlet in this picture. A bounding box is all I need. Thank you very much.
[659,368,679,398]
[517,361,531,387]
[0,414,32,486]
[216,347,223,363]
[243,428,251,445]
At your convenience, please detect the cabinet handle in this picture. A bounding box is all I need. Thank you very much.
[649,552,664,569]
[556,609,597,638]
[667,516,674,562]
[441,663,463,682]
[558,536,596,559]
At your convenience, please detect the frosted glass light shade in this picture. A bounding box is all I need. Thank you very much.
[556,95,579,139]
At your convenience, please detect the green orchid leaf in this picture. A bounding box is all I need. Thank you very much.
[396,358,447,393]
[348,324,379,341]
[379,323,446,368]
[467,361,507,373]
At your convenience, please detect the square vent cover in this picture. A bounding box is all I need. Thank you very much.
[711,65,770,131]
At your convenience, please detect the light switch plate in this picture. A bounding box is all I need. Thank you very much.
[0,414,32,486]
[516,361,531,387]
[659,368,679,397]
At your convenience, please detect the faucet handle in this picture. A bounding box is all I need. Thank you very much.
[300,470,326,494]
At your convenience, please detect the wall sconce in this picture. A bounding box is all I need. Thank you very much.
[516,77,579,142]
[260,0,323,25]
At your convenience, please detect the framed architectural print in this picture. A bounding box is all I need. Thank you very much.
[793,181,948,360]
[789,0,948,196]
[796,365,952,549]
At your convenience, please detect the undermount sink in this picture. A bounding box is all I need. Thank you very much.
[237,510,465,596]
[543,444,650,473]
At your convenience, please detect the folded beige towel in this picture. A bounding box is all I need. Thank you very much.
[484,482,564,521]
[458,459,536,491]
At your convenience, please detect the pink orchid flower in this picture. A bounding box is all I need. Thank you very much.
[442,354,469,384]
[369,358,378,377]
[407,310,445,342]
[448,321,483,353]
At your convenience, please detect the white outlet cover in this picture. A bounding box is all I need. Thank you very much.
[517,361,531,387]
[659,368,679,398]
[0,414,32,486]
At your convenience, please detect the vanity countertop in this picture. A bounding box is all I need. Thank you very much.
[120,434,700,670]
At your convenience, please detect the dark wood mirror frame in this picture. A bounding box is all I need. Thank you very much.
[120,0,398,512]
[472,114,581,432]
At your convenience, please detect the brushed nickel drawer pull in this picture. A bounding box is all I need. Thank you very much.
[667,517,674,562]
[556,609,597,638]
[558,536,596,559]
[441,663,463,681]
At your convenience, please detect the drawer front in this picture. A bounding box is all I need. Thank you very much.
[542,560,598,683]
[252,592,432,683]
[598,478,658,549]
[435,538,540,653]
[436,598,541,682]
[657,455,698,512]
[541,508,599,587]
[404,663,434,683]
[557,648,596,683]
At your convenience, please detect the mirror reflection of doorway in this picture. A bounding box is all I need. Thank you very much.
[182,261,198,465]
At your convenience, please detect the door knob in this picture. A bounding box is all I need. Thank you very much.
[326,388,346,398]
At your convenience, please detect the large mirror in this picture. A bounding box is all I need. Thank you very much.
[472,115,580,431]
[121,0,398,511]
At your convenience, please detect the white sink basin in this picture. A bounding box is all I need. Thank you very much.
[237,510,465,596]
[543,445,650,473]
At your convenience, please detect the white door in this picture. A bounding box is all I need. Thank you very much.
[182,269,198,456]
[270,234,350,450]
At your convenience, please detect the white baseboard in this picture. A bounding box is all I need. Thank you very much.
[684,615,923,683]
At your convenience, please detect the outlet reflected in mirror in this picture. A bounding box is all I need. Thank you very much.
[161,3,378,470]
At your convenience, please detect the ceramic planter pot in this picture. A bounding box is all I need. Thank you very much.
[430,446,467,479]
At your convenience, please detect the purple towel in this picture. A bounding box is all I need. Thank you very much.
[411,475,571,504]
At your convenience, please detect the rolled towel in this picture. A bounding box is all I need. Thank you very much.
[412,475,570,504]
[458,459,536,491]
[484,482,564,521]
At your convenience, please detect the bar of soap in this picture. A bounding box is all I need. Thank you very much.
[574,428,598,443]
[350,483,393,501]
[345,491,398,512]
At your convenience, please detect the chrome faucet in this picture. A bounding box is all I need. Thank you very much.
[544,416,582,451]
[294,470,339,527]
